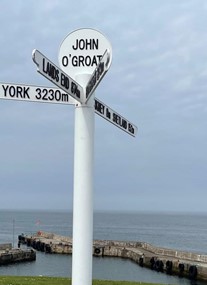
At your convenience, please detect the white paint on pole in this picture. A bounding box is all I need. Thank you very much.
[58,28,112,80]
[95,98,138,137]
[32,49,85,103]
[0,83,77,105]
[72,74,94,285]
[85,49,111,103]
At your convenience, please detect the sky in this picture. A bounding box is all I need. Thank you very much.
[0,0,207,213]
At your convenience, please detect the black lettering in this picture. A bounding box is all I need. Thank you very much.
[61,93,69,102]
[85,56,91,66]
[100,104,105,114]
[9,86,15,97]
[97,55,102,62]
[91,55,98,66]
[95,100,105,114]
[72,39,78,50]
[16,86,23,98]
[72,56,78,66]
[72,39,98,50]
[93,39,98,50]
[86,61,105,98]
[128,123,135,134]
[71,82,77,94]
[114,114,120,125]
[62,56,68,67]
[61,73,70,89]
[2,85,30,99]
[85,39,91,50]
[48,89,54,101]
[35,88,41,99]
[35,88,69,102]
[113,113,117,124]
[56,69,59,82]
[47,64,55,80]
[70,55,105,68]
[113,113,128,129]
[42,89,48,100]
[61,73,64,87]
[2,85,9,97]
[76,88,80,99]
[23,87,30,99]
[122,119,127,129]
[55,90,61,101]
[79,39,85,50]
[79,56,84,66]
[43,58,59,82]
[106,108,111,119]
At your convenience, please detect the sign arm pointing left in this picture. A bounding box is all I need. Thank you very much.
[32,49,85,104]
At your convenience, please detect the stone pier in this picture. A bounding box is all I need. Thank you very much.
[0,243,36,265]
[18,231,207,281]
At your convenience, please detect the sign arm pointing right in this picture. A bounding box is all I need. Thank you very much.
[95,98,138,137]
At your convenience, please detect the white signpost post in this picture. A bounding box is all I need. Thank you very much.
[57,29,137,285]
[0,28,137,285]
[57,28,114,285]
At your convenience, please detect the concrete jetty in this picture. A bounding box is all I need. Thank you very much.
[18,231,207,281]
[0,243,36,265]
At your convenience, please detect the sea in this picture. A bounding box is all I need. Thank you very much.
[0,210,207,285]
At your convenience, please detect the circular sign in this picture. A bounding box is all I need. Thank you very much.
[58,28,112,79]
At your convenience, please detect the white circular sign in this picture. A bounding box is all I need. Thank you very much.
[58,28,112,79]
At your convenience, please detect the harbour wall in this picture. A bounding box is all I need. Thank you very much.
[0,243,36,265]
[18,231,207,281]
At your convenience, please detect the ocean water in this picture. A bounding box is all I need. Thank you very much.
[0,210,207,285]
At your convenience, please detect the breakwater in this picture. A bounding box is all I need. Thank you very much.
[18,231,207,282]
[0,243,36,265]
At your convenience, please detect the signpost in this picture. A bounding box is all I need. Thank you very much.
[0,28,138,285]
[58,29,114,285]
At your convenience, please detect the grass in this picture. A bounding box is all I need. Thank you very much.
[0,276,163,285]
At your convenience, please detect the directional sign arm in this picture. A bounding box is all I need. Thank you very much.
[32,49,84,104]
[0,83,77,105]
[85,49,111,103]
[94,98,138,137]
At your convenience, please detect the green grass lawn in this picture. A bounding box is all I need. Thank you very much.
[0,276,164,285]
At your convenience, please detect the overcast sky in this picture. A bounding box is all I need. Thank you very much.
[0,0,207,213]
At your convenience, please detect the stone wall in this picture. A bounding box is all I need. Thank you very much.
[0,243,12,250]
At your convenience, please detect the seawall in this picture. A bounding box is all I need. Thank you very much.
[0,243,36,265]
[18,231,207,281]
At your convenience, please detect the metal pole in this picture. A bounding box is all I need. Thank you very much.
[72,74,95,285]
[13,219,15,248]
